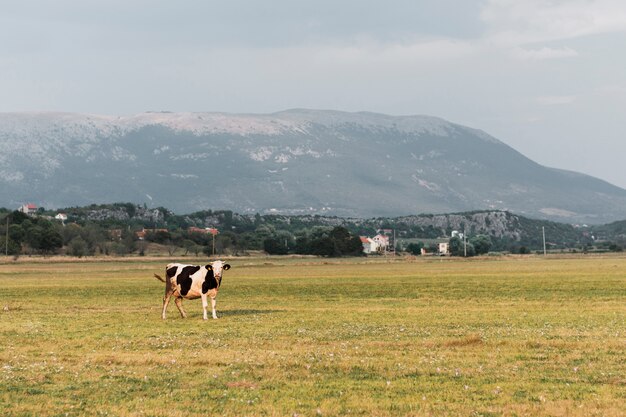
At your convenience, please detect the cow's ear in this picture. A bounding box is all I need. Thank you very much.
[205,264,213,270]
[223,264,231,270]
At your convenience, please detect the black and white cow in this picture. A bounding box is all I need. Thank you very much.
[154,260,231,320]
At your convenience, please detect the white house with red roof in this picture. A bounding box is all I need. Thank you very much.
[18,203,38,215]
[360,234,390,254]
[360,236,377,254]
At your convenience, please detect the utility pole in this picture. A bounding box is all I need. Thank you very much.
[5,216,8,257]
[542,226,547,256]
[208,228,219,257]
[463,226,467,258]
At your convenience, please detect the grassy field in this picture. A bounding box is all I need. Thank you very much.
[1,255,625,416]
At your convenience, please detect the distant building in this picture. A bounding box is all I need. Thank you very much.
[372,234,390,253]
[188,226,210,234]
[438,242,449,255]
[18,203,38,215]
[109,229,123,241]
[360,234,390,255]
[136,228,169,240]
[55,213,68,222]
[188,227,219,235]
[360,236,377,254]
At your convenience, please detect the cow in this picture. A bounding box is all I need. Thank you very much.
[154,260,231,320]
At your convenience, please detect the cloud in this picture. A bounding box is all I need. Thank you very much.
[511,46,579,61]
[536,95,577,105]
[481,0,626,45]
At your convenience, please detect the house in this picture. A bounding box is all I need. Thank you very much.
[188,226,210,234]
[451,230,464,239]
[360,234,390,255]
[18,204,38,215]
[188,227,219,235]
[55,213,68,222]
[360,236,377,254]
[136,228,169,240]
[109,229,123,241]
[418,238,450,256]
[438,242,449,255]
[372,234,390,253]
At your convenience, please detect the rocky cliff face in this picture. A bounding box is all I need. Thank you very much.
[1,110,625,224]
[63,206,568,245]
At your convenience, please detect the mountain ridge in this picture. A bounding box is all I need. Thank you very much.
[1,109,624,224]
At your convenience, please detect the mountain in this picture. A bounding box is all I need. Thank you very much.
[1,109,625,224]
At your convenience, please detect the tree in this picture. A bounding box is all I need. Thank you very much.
[263,237,289,255]
[406,242,423,255]
[39,227,63,254]
[121,230,137,254]
[61,223,82,246]
[181,239,197,256]
[448,236,475,257]
[470,234,492,255]
[8,224,25,247]
[449,236,463,256]
[303,227,363,257]
[329,227,352,256]
[68,237,88,258]
[309,236,335,257]
[82,224,106,255]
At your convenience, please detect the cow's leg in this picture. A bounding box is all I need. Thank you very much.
[201,294,209,320]
[174,297,187,318]
[210,296,218,319]
[162,290,174,320]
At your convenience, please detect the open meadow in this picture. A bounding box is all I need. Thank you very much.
[1,255,625,416]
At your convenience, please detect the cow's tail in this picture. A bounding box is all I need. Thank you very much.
[153,273,166,283]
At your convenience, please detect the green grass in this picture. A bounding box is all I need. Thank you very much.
[1,255,625,416]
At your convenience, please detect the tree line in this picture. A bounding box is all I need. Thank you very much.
[1,203,623,257]
[0,209,364,258]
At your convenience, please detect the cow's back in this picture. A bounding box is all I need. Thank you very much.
[166,263,205,298]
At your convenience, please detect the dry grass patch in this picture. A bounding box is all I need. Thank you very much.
[443,333,484,347]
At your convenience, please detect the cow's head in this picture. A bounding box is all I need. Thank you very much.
[206,260,231,282]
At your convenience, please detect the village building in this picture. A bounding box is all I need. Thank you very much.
[360,236,377,254]
[360,234,391,255]
[438,242,449,255]
[136,228,169,240]
[18,203,38,215]
[188,227,219,235]
[372,234,390,253]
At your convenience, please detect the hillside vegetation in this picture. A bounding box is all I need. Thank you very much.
[1,203,624,257]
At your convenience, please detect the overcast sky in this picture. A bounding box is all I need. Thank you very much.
[1,0,625,188]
